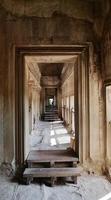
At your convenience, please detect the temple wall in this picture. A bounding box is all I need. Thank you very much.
[0,0,110,174]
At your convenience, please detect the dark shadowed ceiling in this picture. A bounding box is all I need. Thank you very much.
[0,0,95,22]
[38,63,64,76]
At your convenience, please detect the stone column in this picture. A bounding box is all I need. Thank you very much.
[57,87,62,117]
[40,87,45,115]
[24,64,30,159]
[32,84,41,128]
[77,50,89,163]
[28,81,33,134]
[88,46,105,172]
[105,86,111,164]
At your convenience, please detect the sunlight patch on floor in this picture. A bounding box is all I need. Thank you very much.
[55,128,67,135]
[49,123,71,147]
[57,135,70,144]
[98,192,111,200]
[50,138,57,146]
[31,121,71,149]
[50,130,55,136]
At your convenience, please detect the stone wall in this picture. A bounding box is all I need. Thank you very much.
[88,47,105,172]
[24,63,41,158]
[102,12,111,80]
[100,3,111,174]
[0,2,96,165]
[61,63,75,129]
[0,27,4,163]
[0,0,94,21]
[93,0,110,38]
[61,63,74,98]
[0,0,110,173]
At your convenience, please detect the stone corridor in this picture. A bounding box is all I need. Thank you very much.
[1,0,111,199]
[30,121,71,150]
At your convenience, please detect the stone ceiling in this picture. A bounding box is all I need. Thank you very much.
[25,55,77,64]
[38,63,64,76]
[25,55,77,77]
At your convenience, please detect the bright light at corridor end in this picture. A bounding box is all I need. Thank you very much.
[98,192,111,200]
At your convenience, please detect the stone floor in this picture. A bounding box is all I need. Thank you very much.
[0,171,111,200]
[1,121,111,200]
[30,121,71,150]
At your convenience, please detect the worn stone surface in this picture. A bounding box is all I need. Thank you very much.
[30,121,70,150]
[0,0,94,21]
[0,171,111,200]
[102,12,111,79]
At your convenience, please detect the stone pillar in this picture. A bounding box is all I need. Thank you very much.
[38,90,41,120]
[54,95,56,106]
[106,86,111,164]
[31,84,41,128]
[57,87,62,117]
[77,50,89,163]
[88,46,105,172]
[32,87,36,129]
[0,67,3,164]
[24,64,30,159]
[28,82,33,134]
[40,87,45,115]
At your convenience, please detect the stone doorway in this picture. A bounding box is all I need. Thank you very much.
[15,45,90,167]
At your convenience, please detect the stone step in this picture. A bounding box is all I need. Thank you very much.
[44,118,60,120]
[44,119,60,122]
[44,112,58,114]
[45,110,58,112]
[23,167,81,185]
[43,111,60,121]
[44,116,58,118]
[44,117,58,119]
[44,115,58,116]
[27,149,78,167]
